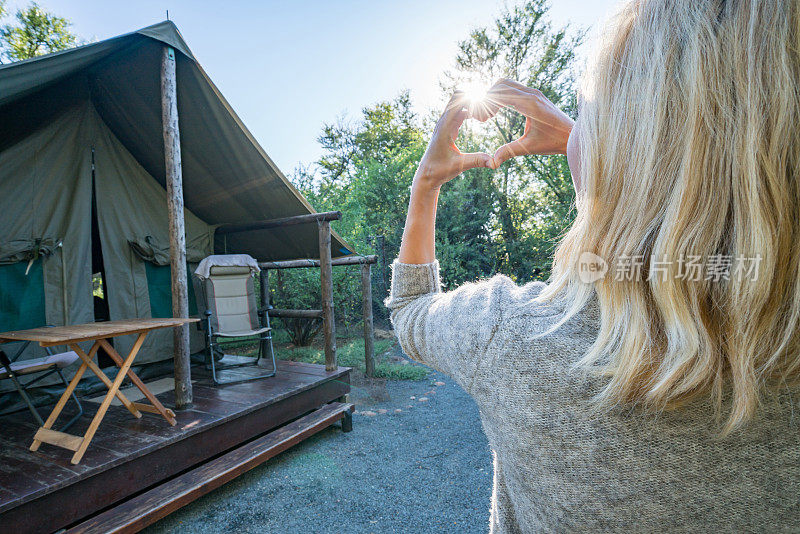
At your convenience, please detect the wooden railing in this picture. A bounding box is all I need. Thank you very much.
[217,210,377,375]
[259,253,379,376]
[210,210,379,375]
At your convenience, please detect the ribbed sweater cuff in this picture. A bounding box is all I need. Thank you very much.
[384,259,441,309]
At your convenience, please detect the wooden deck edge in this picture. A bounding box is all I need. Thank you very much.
[1,373,350,533]
[0,361,351,514]
[67,402,355,534]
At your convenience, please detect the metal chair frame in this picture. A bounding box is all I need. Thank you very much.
[0,340,84,431]
[200,300,278,386]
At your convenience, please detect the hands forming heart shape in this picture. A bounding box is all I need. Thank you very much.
[415,79,575,188]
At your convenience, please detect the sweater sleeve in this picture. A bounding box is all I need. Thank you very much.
[384,259,546,393]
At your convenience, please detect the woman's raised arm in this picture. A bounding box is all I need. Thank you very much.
[397,92,492,264]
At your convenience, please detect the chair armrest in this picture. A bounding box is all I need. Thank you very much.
[0,350,12,369]
[257,306,272,328]
[1,340,33,363]
[197,310,213,332]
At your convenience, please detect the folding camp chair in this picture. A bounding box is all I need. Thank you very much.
[193,256,277,385]
[0,341,83,431]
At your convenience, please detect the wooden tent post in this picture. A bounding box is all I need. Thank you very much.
[161,45,192,409]
[318,221,336,371]
[361,262,375,377]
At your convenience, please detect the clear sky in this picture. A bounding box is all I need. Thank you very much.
[8,0,620,175]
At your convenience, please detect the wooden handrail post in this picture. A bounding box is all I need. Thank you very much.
[161,44,192,409]
[259,270,269,310]
[361,262,375,377]
[318,221,336,371]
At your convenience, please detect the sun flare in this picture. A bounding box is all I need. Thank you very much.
[457,77,494,120]
[460,79,491,106]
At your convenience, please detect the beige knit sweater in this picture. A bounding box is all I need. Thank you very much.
[385,260,800,533]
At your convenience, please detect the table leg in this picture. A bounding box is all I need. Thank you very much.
[69,342,142,419]
[70,333,148,464]
[29,348,93,452]
[98,338,177,426]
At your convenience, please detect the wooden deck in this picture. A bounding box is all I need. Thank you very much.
[0,360,351,533]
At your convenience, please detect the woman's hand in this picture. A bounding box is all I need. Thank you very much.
[399,92,492,264]
[414,91,493,190]
[479,79,574,168]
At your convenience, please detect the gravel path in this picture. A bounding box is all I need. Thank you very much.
[144,366,493,534]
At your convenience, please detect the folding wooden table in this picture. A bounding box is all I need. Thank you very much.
[0,318,198,464]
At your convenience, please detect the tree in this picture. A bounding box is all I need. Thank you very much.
[291,94,427,322]
[0,2,78,63]
[446,0,583,281]
[301,93,499,287]
[283,0,584,337]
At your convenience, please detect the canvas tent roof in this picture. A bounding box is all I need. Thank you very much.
[0,20,352,261]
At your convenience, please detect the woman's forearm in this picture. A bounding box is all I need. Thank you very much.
[398,177,440,264]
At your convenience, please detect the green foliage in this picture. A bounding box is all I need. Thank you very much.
[283,91,426,326]
[0,2,78,63]
[445,0,584,282]
[373,360,430,381]
[281,317,322,347]
[275,1,583,338]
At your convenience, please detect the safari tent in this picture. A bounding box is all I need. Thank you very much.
[0,22,370,531]
[0,21,352,390]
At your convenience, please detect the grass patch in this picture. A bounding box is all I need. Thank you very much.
[278,338,429,381]
[224,334,429,381]
[373,361,430,381]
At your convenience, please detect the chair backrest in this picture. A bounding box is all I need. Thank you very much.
[193,265,260,335]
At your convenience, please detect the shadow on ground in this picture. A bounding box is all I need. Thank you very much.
[143,358,492,534]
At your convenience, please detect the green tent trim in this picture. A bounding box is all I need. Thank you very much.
[0,259,46,332]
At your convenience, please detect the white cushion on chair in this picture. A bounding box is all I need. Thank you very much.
[195,254,259,279]
[4,351,79,376]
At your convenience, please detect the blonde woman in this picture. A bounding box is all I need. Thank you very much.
[385,0,800,531]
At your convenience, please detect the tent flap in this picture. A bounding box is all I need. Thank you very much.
[0,105,94,391]
[93,105,210,363]
[129,235,209,266]
[0,238,60,265]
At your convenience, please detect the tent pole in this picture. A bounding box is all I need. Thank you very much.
[161,44,192,409]
[318,221,336,371]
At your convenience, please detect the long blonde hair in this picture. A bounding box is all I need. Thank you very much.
[542,0,800,434]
